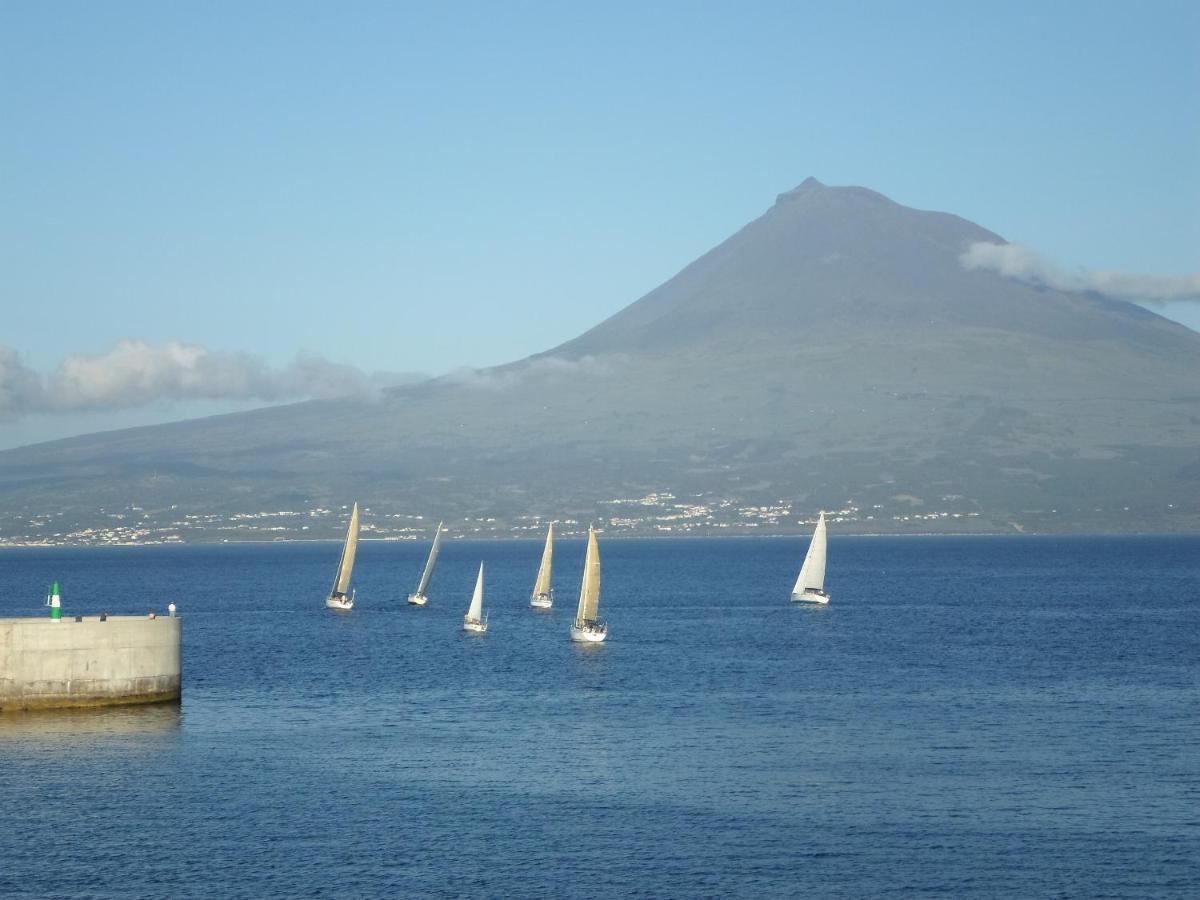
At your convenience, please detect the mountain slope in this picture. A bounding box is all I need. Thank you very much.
[2,179,1198,540]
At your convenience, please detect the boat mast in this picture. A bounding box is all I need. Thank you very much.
[575,527,601,626]
[414,521,444,596]
[467,562,485,621]
[332,502,360,595]
[792,511,827,594]
[533,522,554,596]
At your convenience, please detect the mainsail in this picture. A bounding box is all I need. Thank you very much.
[574,527,601,625]
[414,522,444,596]
[792,511,827,594]
[331,502,360,595]
[533,522,554,597]
[466,562,484,622]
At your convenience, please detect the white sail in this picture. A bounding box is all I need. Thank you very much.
[331,503,360,596]
[466,562,485,622]
[792,511,827,594]
[414,521,444,596]
[574,527,601,626]
[532,522,554,598]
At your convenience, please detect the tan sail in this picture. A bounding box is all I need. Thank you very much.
[574,527,601,625]
[532,522,554,597]
[332,502,360,595]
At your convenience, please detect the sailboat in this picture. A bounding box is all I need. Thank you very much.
[529,522,554,609]
[407,521,444,605]
[569,526,607,642]
[791,511,830,604]
[325,502,360,610]
[463,562,489,633]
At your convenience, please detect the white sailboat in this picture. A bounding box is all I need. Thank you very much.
[463,562,489,633]
[791,511,830,604]
[408,521,444,605]
[569,526,607,642]
[325,502,360,610]
[529,522,554,609]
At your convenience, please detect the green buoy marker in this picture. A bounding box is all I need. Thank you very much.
[48,580,62,621]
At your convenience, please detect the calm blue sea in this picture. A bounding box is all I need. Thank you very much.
[1,536,1197,898]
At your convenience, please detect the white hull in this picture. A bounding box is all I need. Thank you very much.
[530,593,553,609]
[325,596,354,611]
[570,623,608,643]
[463,618,488,633]
[407,593,428,606]
[791,589,830,605]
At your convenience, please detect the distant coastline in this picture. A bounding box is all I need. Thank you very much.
[3,529,1197,550]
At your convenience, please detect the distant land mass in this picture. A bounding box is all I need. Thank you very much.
[2,178,1198,543]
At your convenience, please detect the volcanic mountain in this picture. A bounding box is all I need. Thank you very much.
[3,179,1198,538]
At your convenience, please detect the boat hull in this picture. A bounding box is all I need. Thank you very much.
[407,593,428,606]
[530,594,553,609]
[325,596,354,610]
[790,589,830,605]
[569,623,607,643]
[463,618,488,633]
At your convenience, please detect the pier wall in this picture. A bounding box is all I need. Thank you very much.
[0,616,181,711]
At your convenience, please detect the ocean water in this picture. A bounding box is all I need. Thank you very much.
[0,536,1197,898]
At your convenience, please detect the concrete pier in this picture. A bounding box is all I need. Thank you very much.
[0,616,181,712]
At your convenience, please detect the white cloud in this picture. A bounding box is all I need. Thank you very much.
[0,346,45,416]
[0,340,423,418]
[960,242,1200,306]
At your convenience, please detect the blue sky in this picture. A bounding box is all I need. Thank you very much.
[1,1,1197,447]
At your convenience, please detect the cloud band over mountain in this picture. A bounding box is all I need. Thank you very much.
[960,242,1200,305]
[440,353,622,390]
[0,340,421,418]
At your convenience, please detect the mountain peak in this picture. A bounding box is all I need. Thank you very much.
[551,177,1179,359]
[775,176,825,203]
[774,177,897,209]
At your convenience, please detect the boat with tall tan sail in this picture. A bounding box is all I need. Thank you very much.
[791,511,830,604]
[530,522,554,609]
[569,526,607,642]
[463,562,489,633]
[325,502,360,610]
[408,521,444,606]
